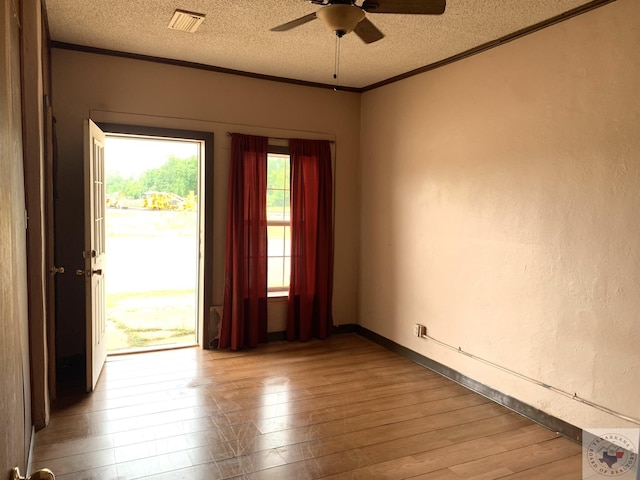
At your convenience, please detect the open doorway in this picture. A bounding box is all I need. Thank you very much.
[104,134,202,353]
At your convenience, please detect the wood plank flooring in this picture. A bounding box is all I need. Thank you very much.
[31,334,583,479]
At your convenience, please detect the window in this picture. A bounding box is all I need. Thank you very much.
[266,148,290,294]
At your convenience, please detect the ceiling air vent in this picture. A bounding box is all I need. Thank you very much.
[168,9,206,33]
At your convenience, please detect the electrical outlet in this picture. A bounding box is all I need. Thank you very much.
[414,323,427,337]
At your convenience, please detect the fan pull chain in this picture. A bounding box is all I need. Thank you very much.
[333,34,341,90]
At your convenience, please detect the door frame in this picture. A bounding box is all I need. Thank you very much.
[96,122,215,350]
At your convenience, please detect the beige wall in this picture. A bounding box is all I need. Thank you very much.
[50,0,638,432]
[360,0,640,430]
[52,49,361,358]
[0,0,32,474]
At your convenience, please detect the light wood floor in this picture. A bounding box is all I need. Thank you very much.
[32,334,583,479]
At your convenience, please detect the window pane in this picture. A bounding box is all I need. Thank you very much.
[278,191,286,220]
[285,158,290,187]
[267,155,280,188]
[283,191,290,221]
[284,225,291,256]
[267,225,286,256]
[267,154,288,189]
[267,204,283,221]
[284,256,291,287]
[267,152,291,291]
[268,256,285,289]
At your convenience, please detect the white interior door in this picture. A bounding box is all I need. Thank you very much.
[84,119,107,392]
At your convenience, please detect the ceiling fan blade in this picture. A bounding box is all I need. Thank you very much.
[271,12,317,32]
[362,0,446,15]
[354,17,385,44]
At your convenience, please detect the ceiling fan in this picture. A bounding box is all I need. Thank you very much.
[271,0,446,44]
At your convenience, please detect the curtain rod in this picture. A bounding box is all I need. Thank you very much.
[226,132,335,144]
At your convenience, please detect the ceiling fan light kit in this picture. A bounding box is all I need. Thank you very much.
[269,0,447,85]
[271,0,446,43]
[317,4,365,36]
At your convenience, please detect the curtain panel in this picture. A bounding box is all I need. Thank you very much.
[287,138,334,341]
[219,134,268,350]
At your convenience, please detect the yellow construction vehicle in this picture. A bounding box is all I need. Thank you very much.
[142,191,196,210]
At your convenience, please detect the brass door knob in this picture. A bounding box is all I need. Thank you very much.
[49,266,65,276]
[11,467,55,480]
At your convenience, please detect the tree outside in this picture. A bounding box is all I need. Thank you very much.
[106,154,198,200]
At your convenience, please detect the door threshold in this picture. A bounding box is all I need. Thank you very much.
[107,343,198,357]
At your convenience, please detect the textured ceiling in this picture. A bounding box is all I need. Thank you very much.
[45,0,601,89]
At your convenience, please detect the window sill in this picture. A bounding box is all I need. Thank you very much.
[268,291,288,300]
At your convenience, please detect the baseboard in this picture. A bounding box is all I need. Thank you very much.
[266,323,358,343]
[267,331,287,342]
[333,323,358,334]
[355,325,583,444]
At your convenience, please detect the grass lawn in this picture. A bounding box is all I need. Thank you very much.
[106,289,196,351]
[106,208,197,352]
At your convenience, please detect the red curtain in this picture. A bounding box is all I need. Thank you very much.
[219,134,268,350]
[287,139,334,341]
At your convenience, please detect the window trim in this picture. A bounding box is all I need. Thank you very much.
[268,145,289,155]
[267,145,291,294]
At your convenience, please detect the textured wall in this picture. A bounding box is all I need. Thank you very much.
[0,0,32,474]
[51,50,361,360]
[360,0,639,430]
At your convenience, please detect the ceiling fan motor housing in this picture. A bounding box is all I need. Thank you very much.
[271,0,445,44]
[317,4,366,36]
